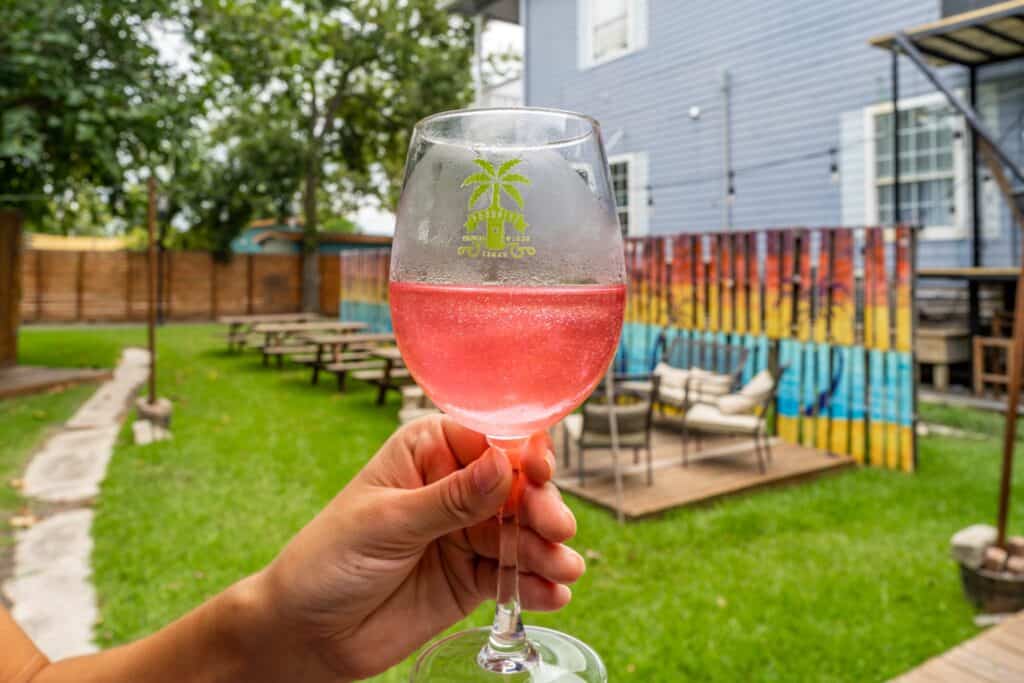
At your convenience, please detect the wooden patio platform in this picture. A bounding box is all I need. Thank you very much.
[893,611,1024,682]
[553,426,854,520]
[0,365,110,400]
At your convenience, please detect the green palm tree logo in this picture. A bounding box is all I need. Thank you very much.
[461,157,531,254]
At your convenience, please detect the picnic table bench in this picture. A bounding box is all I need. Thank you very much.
[254,321,368,366]
[217,313,323,351]
[352,346,413,405]
[303,332,396,387]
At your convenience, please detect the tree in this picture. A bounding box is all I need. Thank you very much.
[0,0,194,223]
[189,0,474,310]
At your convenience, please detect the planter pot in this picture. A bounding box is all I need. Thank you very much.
[136,397,173,428]
[959,562,1024,613]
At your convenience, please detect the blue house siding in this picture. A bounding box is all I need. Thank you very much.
[524,0,1024,269]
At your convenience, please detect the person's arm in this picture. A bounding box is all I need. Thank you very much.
[1,608,48,683]
[4,574,334,683]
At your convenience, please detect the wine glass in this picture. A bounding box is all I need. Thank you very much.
[390,107,625,682]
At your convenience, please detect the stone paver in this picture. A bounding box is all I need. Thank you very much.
[7,348,150,660]
[22,426,120,502]
[4,510,98,660]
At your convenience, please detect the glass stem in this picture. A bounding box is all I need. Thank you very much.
[478,436,539,673]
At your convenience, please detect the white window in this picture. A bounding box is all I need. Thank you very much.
[607,152,649,237]
[578,0,648,69]
[864,93,969,240]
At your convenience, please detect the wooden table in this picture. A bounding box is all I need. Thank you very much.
[254,321,368,367]
[368,346,411,405]
[303,332,396,384]
[217,313,322,351]
[253,320,367,349]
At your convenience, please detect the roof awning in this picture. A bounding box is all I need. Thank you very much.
[443,0,520,24]
[869,0,1024,66]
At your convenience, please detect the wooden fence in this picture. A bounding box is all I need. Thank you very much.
[19,250,341,322]
[1,212,22,367]
[338,227,919,472]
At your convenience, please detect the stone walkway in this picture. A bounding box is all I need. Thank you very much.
[4,348,149,660]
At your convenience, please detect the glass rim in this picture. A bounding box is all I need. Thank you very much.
[414,106,601,149]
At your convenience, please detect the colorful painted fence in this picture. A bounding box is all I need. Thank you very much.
[338,227,917,472]
[338,248,392,333]
[619,227,917,472]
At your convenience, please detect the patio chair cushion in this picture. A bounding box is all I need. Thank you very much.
[739,369,775,402]
[583,402,650,435]
[652,362,688,391]
[717,393,759,415]
[658,385,722,407]
[684,403,761,434]
[687,368,733,396]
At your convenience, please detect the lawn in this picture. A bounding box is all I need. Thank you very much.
[11,324,1024,681]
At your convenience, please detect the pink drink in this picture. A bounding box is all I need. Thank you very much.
[389,282,625,436]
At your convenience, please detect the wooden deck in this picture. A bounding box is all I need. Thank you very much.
[553,426,854,520]
[894,611,1024,682]
[0,365,110,400]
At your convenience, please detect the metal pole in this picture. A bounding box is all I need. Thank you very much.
[146,176,157,404]
[892,51,900,225]
[605,370,624,525]
[968,65,981,340]
[473,13,485,106]
[721,68,733,231]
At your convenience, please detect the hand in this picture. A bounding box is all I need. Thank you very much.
[252,415,584,681]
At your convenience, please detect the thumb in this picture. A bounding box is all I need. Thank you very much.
[401,448,513,540]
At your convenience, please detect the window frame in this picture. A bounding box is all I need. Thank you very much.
[577,0,648,70]
[607,151,649,237]
[863,91,970,241]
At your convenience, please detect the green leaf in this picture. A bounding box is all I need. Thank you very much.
[497,158,521,177]
[467,184,489,208]
[501,183,524,208]
[473,158,496,176]
[501,173,530,186]
[460,172,492,187]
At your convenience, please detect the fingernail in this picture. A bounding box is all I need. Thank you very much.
[545,451,556,479]
[473,451,503,495]
[567,546,586,574]
[556,584,572,604]
[562,503,577,534]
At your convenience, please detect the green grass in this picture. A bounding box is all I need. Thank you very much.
[15,325,1024,681]
[920,400,1024,439]
[0,385,98,549]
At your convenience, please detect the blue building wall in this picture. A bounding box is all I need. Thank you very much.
[524,0,1024,268]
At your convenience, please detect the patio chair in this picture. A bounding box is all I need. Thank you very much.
[681,368,781,473]
[564,375,661,487]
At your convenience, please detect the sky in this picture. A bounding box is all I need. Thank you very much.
[153,18,524,237]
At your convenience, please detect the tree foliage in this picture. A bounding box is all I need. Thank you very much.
[0,0,195,221]
[188,0,474,306]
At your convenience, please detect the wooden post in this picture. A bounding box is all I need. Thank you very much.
[75,251,85,321]
[34,249,42,321]
[246,254,254,314]
[0,211,22,369]
[125,250,132,319]
[210,253,218,318]
[980,139,1024,548]
[147,177,157,404]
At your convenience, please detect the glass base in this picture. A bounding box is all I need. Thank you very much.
[411,626,607,682]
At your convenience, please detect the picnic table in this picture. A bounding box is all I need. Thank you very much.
[304,332,396,386]
[217,313,322,351]
[255,321,368,367]
[359,346,412,405]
